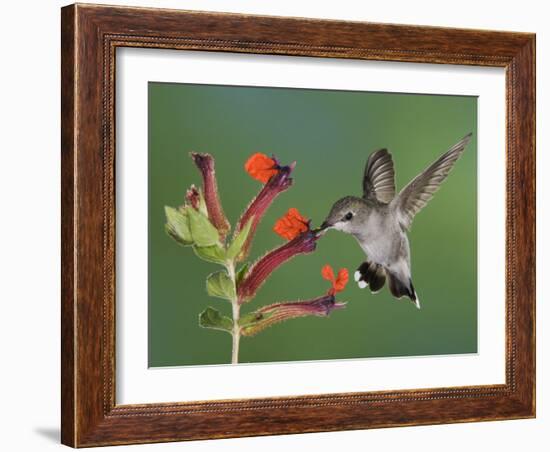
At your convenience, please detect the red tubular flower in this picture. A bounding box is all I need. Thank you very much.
[273,208,310,241]
[235,155,295,258]
[185,184,201,211]
[321,265,349,295]
[237,230,318,303]
[245,153,279,183]
[240,294,346,336]
[190,152,231,240]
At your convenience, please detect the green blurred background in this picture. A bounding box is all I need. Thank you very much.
[148,82,477,367]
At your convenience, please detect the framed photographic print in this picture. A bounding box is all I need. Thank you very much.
[61,3,535,447]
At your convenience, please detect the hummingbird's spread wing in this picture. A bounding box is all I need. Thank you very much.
[391,133,473,230]
[362,148,396,204]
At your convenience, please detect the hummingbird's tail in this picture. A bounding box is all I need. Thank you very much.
[355,261,421,309]
[387,272,421,309]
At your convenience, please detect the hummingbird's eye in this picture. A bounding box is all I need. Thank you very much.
[344,212,353,221]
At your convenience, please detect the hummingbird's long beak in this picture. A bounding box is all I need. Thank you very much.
[311,221,331,236]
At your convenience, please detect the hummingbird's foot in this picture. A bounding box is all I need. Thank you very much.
[355,261,387,293]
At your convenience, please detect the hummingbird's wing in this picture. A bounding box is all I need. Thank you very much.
[391,133,472,230]
[362,148,396,204]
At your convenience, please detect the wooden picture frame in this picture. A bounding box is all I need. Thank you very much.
[61,3,535,447]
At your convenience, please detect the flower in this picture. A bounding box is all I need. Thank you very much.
[185,184,201,211]
[273,208,310,241]
[237,230,318,303]
[240,295,346,336]
[190,152,231,240]
[245,153,279,183]
[234,155,296,259]
[321,265,349,295]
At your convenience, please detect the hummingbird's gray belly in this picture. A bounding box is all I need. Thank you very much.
[357,233,397,267]
[355,213,411,272]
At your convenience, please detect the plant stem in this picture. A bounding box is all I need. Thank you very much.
[227,261,240,364]
[231,301,241,364]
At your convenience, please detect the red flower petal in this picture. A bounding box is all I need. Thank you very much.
[334,268,349,293]
[322,265,349,295]
[321,265,335,283]
[245,153,279,183]
[273,208,309,241]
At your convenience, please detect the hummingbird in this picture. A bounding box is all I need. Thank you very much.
[319,133,472,309]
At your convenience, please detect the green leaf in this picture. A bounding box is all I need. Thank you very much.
[197,188,209,217]
[165,224,190,247]
[235,263,250,287]
[199,307,233,333]
[165,206,193,246]
[226,217,254,261]
[187,206,219,247]
[206,271,236,301]
[193,244,227,265]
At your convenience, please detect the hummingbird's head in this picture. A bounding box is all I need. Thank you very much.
[319,196,368,235]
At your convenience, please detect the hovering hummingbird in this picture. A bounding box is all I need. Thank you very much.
[319,133,472,309]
